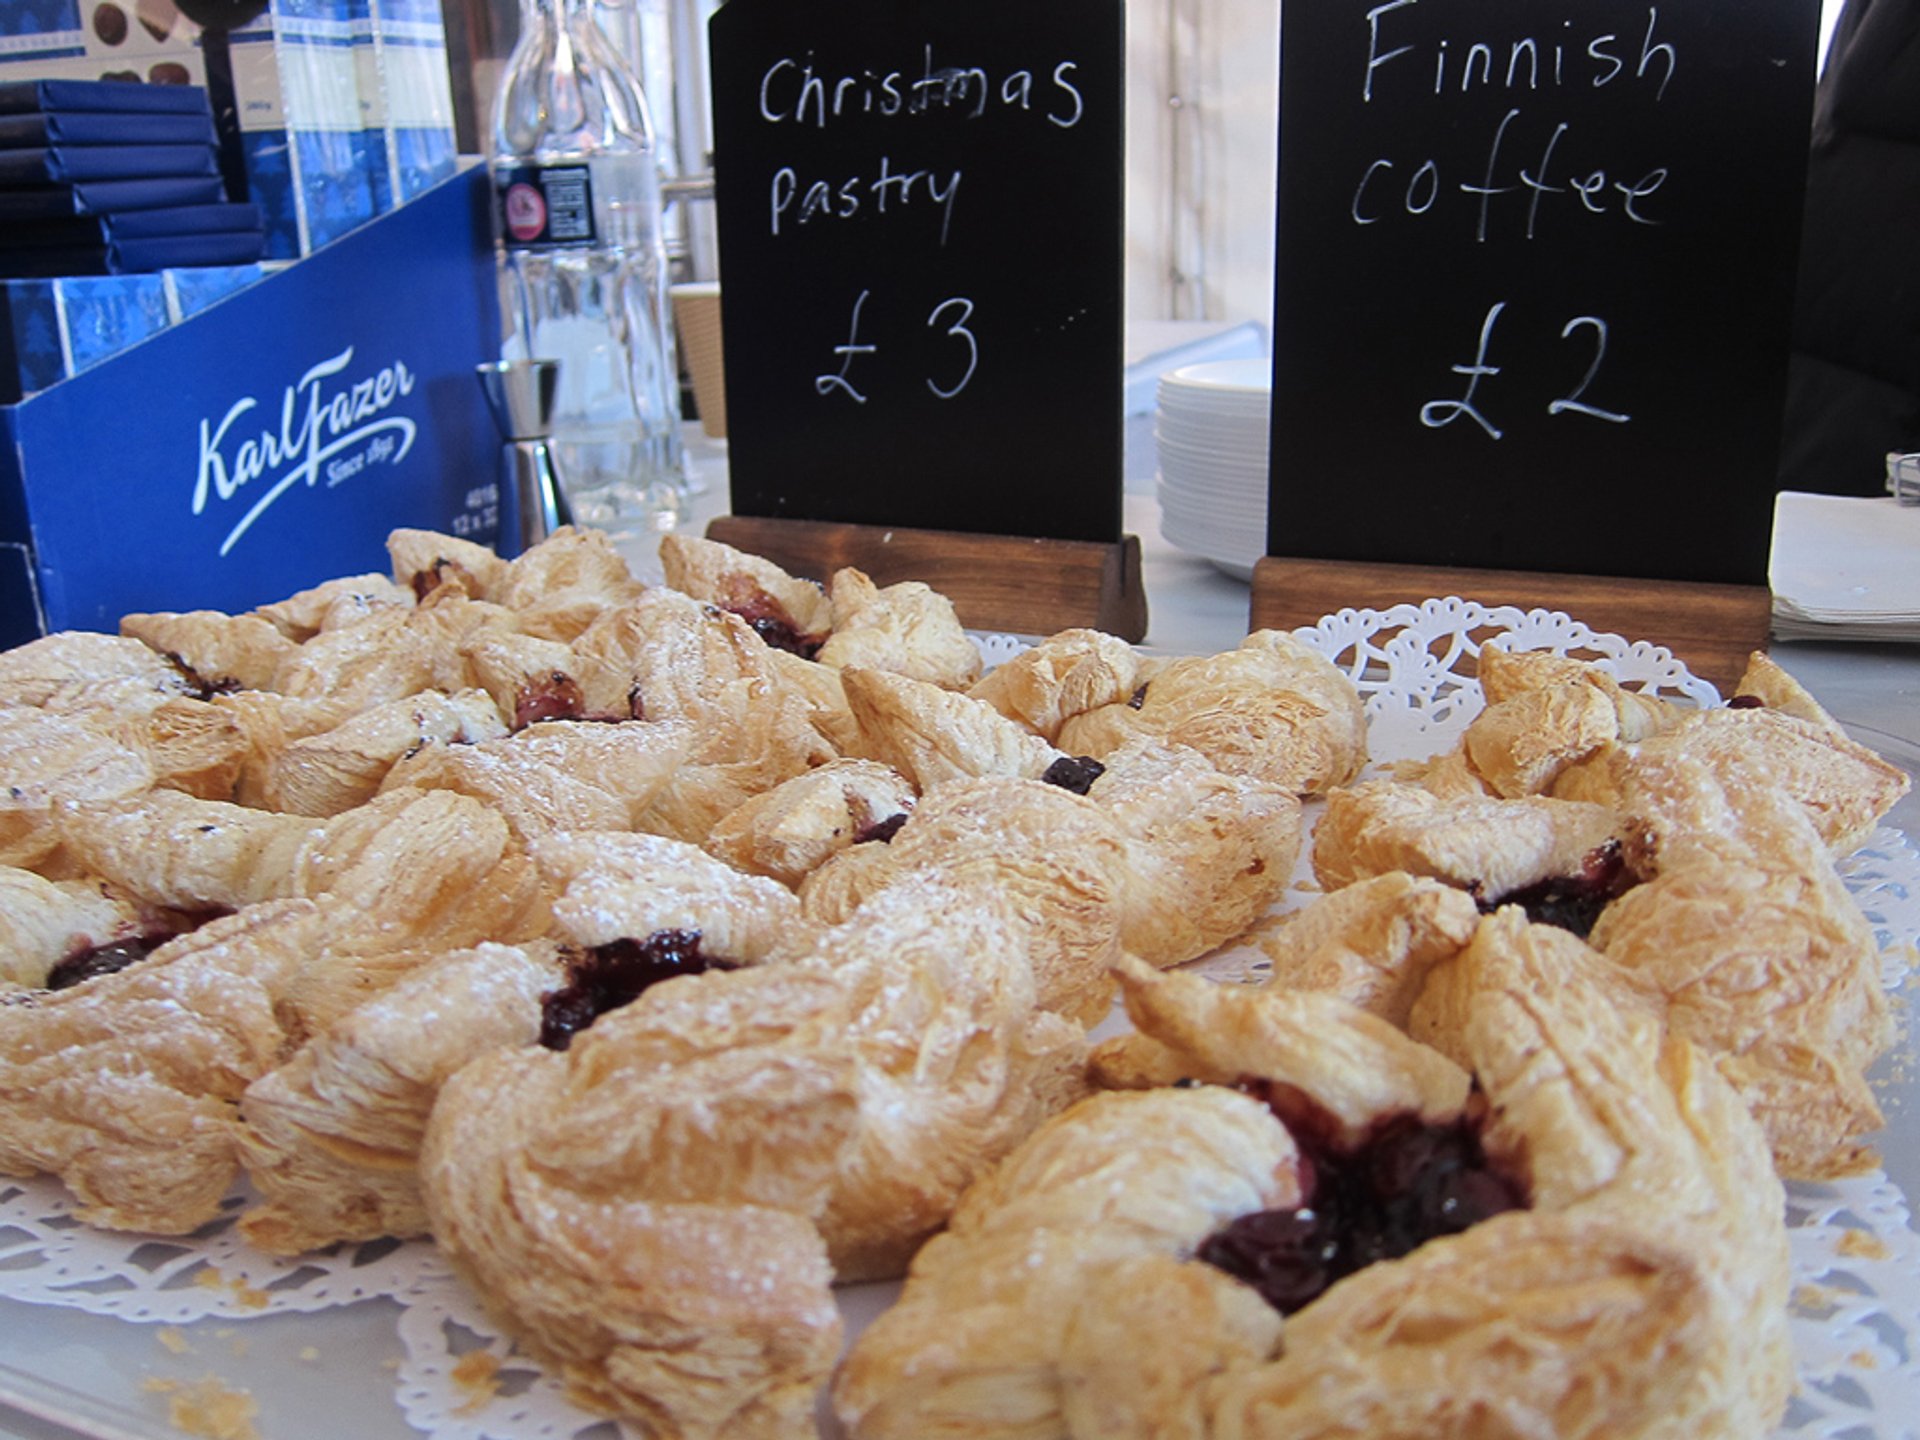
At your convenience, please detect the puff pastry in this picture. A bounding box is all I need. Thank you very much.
[249,571,412,641]
[421,874,1086,1437]
[965,627,1145,741]
[491,525,646,641]
[1585,842,1893,1179]
[1475,642,1684,741]
[56,786,547,952]
[118,609,296,695]
[0,629,185,707]
[841,666,1064,792]
[659,533,833,649]
[839,912,1790,1440]
[259,688,508,816]
[1056,630,1366,797]
[1242,870,1483,1026]
[530,829,806,960]
[704,758,916,887]
[380,719,693,846]
[0,866,175,991]
[1312,777,1625,899]
[0,901,323,1232]
[0,534,1898,1437]
[236,940,565,1254]
[1552,705,1908,857]
[387,526,511,603]
[799,777,1126,1025]
[815,569,982,690]
[0,708,154,870]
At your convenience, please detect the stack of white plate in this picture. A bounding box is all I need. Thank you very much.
[1154,358,1270,580]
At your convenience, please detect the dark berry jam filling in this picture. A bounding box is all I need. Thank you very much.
[854,812,910,845]
[715,590,826,660]
[511,674,633,730]
[539,930,740,1050]
[1726,694,1766,710]
[1476,839,1638,939]
[163,652,240,701]
[742,613,825,660]
[1041,755,1107,795]
[514,672,587,730]
[409,564,451,602]
[1197,1080,1526,1316]
[46,935,166,990]
[1127,683,1149,710]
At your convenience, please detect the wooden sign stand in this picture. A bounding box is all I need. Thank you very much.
[707,515,1148,643]
[1249,556,1772,695]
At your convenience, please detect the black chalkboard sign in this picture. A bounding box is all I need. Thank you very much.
[709,0,1124,545]
[1268,0,1819,585]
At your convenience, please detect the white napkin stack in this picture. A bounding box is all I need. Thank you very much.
[1770,490,1920,641]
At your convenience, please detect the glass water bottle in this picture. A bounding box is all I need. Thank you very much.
[490,0,685,536]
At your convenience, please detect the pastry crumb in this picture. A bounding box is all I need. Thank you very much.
[1837,1229,1890,1260]
[298,1346,320,1363]
[450,1350,502,1413]
[192,1268,271,1311]
[1793,1283,1836,1314]
[1848,1349,1879,1370]
[156,1326,192,1355]
[148,1375,260,1440]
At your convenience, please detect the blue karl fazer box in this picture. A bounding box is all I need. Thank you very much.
[0,164,504,646]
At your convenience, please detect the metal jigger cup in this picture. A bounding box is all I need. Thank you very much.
[477,358,574,547]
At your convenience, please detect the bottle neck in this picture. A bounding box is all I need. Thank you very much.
[496,0,655,158]
[521,0,601,35]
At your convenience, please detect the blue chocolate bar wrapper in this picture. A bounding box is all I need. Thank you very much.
[0,203,265,251]
[0,175,229,221]
[0,230,268,279]
[0,111,220,148]
[0,80,215,116]
[0,142,220,183]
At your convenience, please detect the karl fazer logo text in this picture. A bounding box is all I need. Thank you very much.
[192,346,419,557]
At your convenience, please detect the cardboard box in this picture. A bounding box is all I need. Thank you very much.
[226,0,379,257]
[349,0,457,213]
[0,271,171,400]
[0,162,504,646]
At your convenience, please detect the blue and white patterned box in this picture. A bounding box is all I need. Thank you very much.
[0,272,170,401]
[348,0,457,214]
[228,0,379,258]
[161,261,272,322]
[0,2,85,70]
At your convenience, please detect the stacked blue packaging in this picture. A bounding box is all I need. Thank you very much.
[0,78,267,277]
[0,79,270,399]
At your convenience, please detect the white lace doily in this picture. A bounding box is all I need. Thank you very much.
[1,603,1915,1440]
